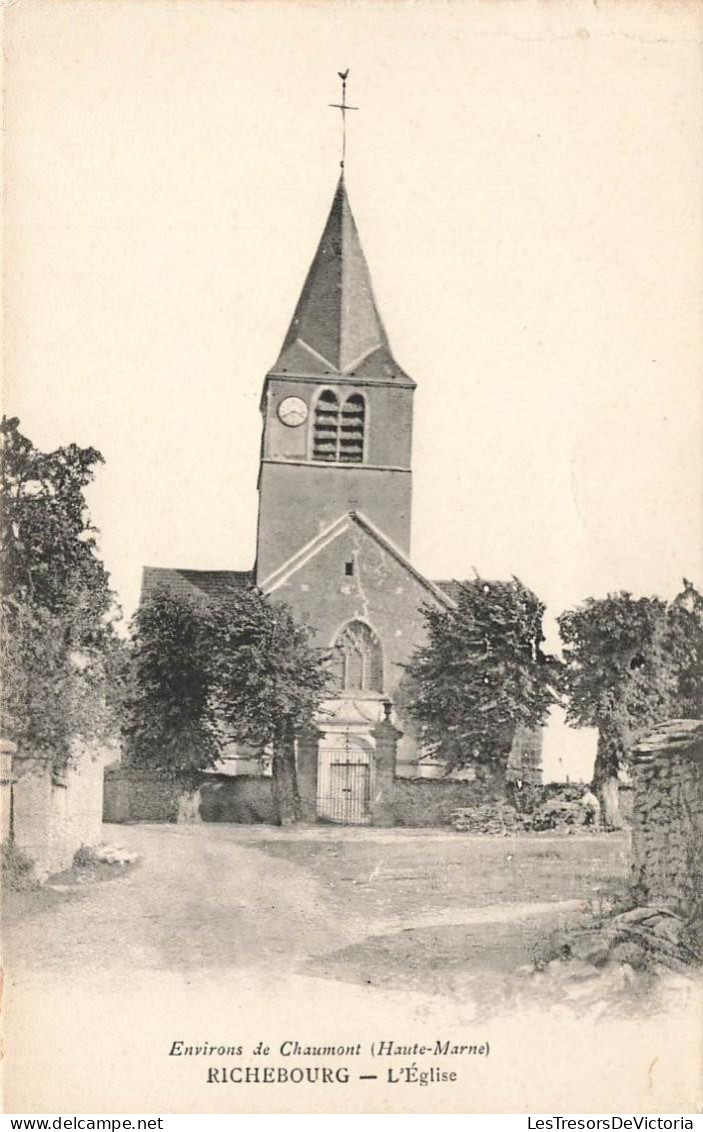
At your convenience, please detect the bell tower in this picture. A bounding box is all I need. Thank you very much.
[254,87,416,588]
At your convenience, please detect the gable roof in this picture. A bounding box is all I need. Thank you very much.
[259,509,454,608]
[141,567,253,604]
[268,174,414,387]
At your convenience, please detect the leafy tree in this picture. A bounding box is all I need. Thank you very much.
[124,585,330,822]
[0,417,122,766]
[0,416,111,625]
[1,602,78,761]
[404,577,557,791]
[557,590,697,828]
[210,589,330,824]
[122,589,220,782]
[665,580,703,718]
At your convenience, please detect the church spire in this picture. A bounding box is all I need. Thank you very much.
[274,174,393,376]
[268,83,414,386]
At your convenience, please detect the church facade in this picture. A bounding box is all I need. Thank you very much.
[252,171,458,786]
[142,172,541,822]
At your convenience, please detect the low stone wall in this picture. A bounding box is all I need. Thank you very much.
[387,776,497,827]
[105,763,618,830]
[104,766,277,825]
[199,775,276,824]
[630,720,703,920]
[104,766,182,823]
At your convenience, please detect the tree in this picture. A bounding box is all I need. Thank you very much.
[665,580,703,718]
[124,585,330,822]
[0,417,122,766]
[404,577,557,791]
[0,416,111,624]
[558,591,679,828]
[210,589,330,824]
[122,589,220,782]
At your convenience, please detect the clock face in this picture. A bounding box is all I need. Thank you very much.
[278,395,308,428]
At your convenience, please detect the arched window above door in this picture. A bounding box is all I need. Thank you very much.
[332,620,384,693]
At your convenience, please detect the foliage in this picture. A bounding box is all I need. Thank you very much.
[73,844,101,868]
[124,585,330,798]
[0,418,123,765]
[1,840,37,890]
[558,592,669,742]
[404,577,557,774]
[664,580,703,718]
[123,589,220,780]
[558,585,703,793]
[0,416,111,623]
[1,602,76,760]
[209,590,330,750]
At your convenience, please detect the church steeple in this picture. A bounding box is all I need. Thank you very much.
[269,175,414,385]
[254,87,416,585]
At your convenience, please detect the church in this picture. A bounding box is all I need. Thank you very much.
[142,162,541,822]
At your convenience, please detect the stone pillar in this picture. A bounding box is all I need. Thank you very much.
[371,708,402,826]
[630,720,703,919]
[0,739,17,842]
[296,727,323,822]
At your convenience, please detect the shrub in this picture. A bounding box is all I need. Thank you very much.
[73,844,100,868]
[1,840,37,890]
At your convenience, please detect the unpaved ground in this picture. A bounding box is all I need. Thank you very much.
[3,822,628,987]
[5,823,700,1114]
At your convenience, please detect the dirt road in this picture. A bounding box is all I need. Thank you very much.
[5,823,699,1114]
[4,822,626,983]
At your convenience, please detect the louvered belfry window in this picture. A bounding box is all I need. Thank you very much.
[312,390,340,461]
[312,390,365,463]
[339,394,365,463]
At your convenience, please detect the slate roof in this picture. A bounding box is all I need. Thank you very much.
[268,174,414,387]
[434,578,521,604]
[141,567,253,603]
[434,580,468,604]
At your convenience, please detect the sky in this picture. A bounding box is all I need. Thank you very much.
[4,0,702,653]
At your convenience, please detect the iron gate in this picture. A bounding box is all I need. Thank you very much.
[317,741,372,825]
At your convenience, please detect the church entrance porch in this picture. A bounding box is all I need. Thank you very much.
[317,734,373,825]
[296,700,401,827]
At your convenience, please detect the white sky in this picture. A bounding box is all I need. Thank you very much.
[4,0,702,649]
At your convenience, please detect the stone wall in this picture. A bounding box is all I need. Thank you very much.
[630,720,703,920]
[105,745,510,829]
[198,775,276,824]
[104,766,277,825]
[103,765,181,823]
[387,776,496,826]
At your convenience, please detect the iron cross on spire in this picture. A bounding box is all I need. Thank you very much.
[329,69,358,170]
